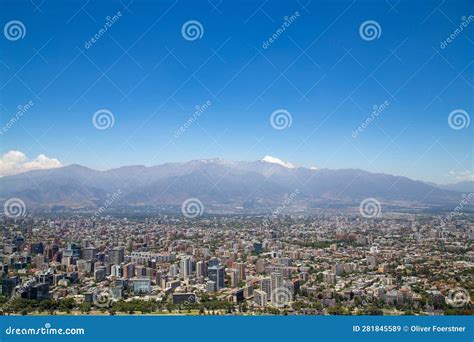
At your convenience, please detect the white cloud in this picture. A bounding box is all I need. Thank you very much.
[449,170,474,182]
[261,155,295,169]
[310,166,319,170]
[0,150,62,176]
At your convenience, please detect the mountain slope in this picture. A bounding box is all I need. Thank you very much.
[0,158,463,209]
[437,181,474,193]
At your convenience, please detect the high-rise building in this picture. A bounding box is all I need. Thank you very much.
[169,264,179,277]
[243,284,254,299]
[1,276,19,296]
[254,289,267,306]
[180,256,191,279]
[23,283,49,301]
[196,261,207,278]
[136,265,147,277]
[123,263,135,279]
[155,271,162,286]
[94,268,106,282]
[270,272,283,294]
[108,247,125,265]
[110,264,122,277]
[260,277,271,296]
[230,269,239,288]
[35,255,45,269]
[236,262,246,281]
[232,289,244,303]
[81,247,97,261]
[270,272,284,306]
[208,265,225,289]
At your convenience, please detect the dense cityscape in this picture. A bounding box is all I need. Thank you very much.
[1,211,472,316]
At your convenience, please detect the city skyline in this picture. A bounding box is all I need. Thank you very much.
[1,0,473,184]
[0,0,473,327]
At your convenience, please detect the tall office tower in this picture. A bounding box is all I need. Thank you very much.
[230,269,239,288]
[271,272,292,307]
[35,255,45,269]
[111,264,122,277]
[169,264,179,277]
[180,256,191,279]
[123,263,135,279]
[81,247,97,261]
[94,268,106,282]
[244,284,254,299]
[260,277,271,296]
[270,272,284,294]
[108,247,125,265]
[155,271,162,286]
[254,289,267,307]
[236,262,246,281]
[63,243,80,260]
[196,261,207,278]
[208,265,225,289]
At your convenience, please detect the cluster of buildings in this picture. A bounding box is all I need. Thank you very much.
[0,212,472,314]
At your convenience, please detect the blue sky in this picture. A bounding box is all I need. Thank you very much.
[0,0,473,184]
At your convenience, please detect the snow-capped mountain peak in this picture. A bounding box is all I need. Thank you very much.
[261,155,295,169]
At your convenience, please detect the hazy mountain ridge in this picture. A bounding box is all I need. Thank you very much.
[0,158,468,209]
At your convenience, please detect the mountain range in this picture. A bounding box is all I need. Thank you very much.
[0,156,471,211]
